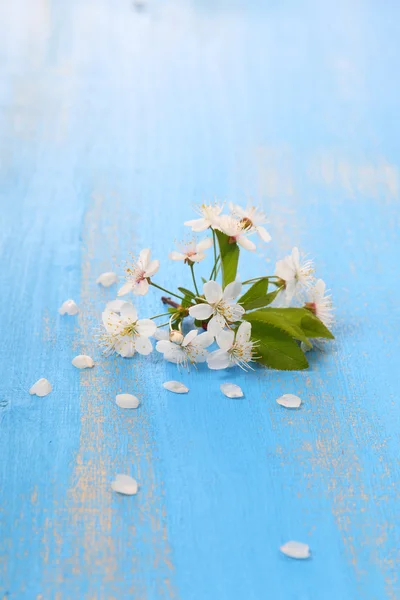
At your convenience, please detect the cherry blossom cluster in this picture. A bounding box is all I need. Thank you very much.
[98,203,334,371]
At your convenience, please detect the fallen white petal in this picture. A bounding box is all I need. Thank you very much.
[29,378,52,397]
[116,393,140,409]
[106,299,125,313]
[280,541,310,559]
[220,383,243,398]
[162,380,189,394]
[111,474,138,495]
[58,299,79,316]
[276,394,302,409]
[72,355,95,369]
[96,272,118,287]
[153,328,169,341]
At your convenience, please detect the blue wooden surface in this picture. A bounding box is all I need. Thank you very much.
[1,1,399,598]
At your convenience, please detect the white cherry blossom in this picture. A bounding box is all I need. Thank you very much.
[275,247,314,302]
[184,203,223,231]
[169,237,213,264]
[189,280,245,335]
[229,203,271,243]
[118,249,159,297]
[217,215,256,251]
[305,279,334,327]
[156,329,214,368]
[100,302,156,357]
[207,321,256,370]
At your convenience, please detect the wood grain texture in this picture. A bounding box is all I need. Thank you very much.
[0,1,399,598]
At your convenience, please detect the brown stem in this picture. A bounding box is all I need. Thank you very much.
[161,296,180,309]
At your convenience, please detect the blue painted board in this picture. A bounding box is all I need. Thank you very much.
[1,1,399,598]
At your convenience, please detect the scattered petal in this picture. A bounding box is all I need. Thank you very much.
[111,474,138,495]
[220,383,243,398]
[162,380,189,394]
[280,541,310,559]
[29,378,52,397]
[72,355,95,369]
[58,299,79,316]
[106,299,125,313]
[96,272,118,287]
[153,328,169,341]
[276,394,302,409]
[116,393,140,409]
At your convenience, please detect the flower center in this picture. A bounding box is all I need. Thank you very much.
[121,321,138,337]
[135,269,147,282]
[240,217,253,230]
[304,302,317,314]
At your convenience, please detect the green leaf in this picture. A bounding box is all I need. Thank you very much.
[239,279,268,309]
[178,287,196,307]
[181,296,191,308]
[178,287,196,300]
[239,280,284,311]
[260,288,282,307]
[215,230,240,287]
[262,308,334,339]
[250,321,309,370]
[244,308,312,347]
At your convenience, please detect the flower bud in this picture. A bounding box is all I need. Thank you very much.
[170,330,184,344]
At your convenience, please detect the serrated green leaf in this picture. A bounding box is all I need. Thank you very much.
[239,279,268,308]
[250,321,309,370]
[215,230,240,287]
[261,308,334,339]
[241,286,284,311]
[244,308,312,347]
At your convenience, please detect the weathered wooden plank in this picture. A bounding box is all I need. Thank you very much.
[0,1,399,599]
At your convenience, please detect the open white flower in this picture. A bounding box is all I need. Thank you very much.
[229,203,271,243]
[275,247,314,302]
[305,279,334,327]
[217,215,256,251]
[207,321,256,370]
[184,203,223,232]
[118,249,159,297]
[169,237,213,264]
[101,302,156,357]
[189,280,245,335]
[156,329,214,368]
